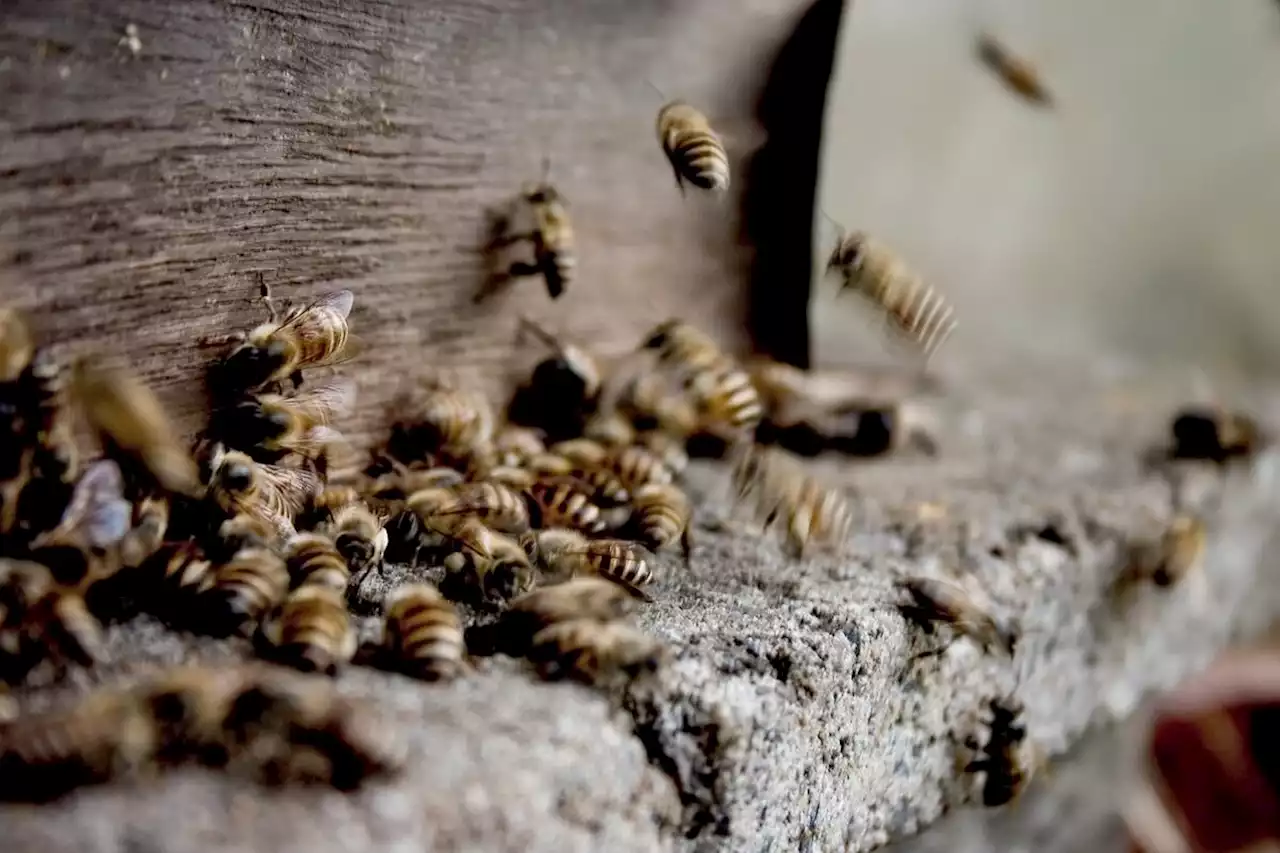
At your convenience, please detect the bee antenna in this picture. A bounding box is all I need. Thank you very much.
[645,78,669,104]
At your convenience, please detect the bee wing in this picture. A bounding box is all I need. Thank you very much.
[288,378,358,426]
[258,463,323,515]
[277,290,355,330]
[35,460,133,550]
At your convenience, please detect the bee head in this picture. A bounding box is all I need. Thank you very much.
[829,232,867,270]
[216,458,256,494]
[222,343,285,389]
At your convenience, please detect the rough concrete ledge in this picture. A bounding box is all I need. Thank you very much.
[5,378,1280,853]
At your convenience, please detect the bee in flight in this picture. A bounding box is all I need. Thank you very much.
[976,32,1054,107]
[656,101,730,194]
[476,162,575,302]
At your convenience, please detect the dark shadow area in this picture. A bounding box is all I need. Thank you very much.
[742,0,846,369]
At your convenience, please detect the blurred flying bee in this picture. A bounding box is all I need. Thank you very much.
[210,287,360,392]
[27,459,133,588]
[534,531,656,601]
[208,446,319,536]
[442,518,534,605]
[200,546,289,636]
[507,317,605,443]
[1168,406,1262,464]
[389,381,494,467]
[119,495,170,569]
[257,584,356,676]
[639,319,722,374]
[965,696,1041,806]
[467,577,644,657]
[527,618,666,687]
[827,230,957,360]
[656,101,730,194]
[976,33,1053,107]
[896,576,1018,660]
[626,482,692,565]
[282,532,351,592]
[477,165,575,302]
[691,361,765,439]
[223,379,355,461]
[379,582,466,682]
[525,476,607,535]
[70,358,201,498]
[730,444,851,557]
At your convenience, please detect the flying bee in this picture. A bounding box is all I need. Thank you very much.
[656,100,731,194]
[827,231,957,360]
[119,495,169,569]
[214,288,360,392]
[391,383,494,466]
[445,481,533,535]
[23,588,106,671]
[1169,406,1262,463]
[443,518,534,605]
[325,502,387,577]
[507,317,605,442]
[526,476,607,535]
[616,371,700,439]
[380,583,466,682]
[690,361,765,438]
[976,32,1053,107]
[626,483,692,565]
[965,696,1042,807]
[730,445,850,557]
[208,446,320,533]
[492,425,546,467]
[896,576,1018,660]
[224,379,356,460]
[200,547,289,636]
[527,618,667,687]
[0,565,104,685]
[69,359,201,498]
[469,577,644,657]
[477,168,575,302]
[282,532,350,592]
[258,585,356,676]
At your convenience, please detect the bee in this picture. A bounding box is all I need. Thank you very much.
[965,696,1039,806]
[543,444,630,508]
[258,585,356,676]
[691,362,765,438]
[827,231,957,359]
[469,577,644,657]
[639,319,722,373]
[215,288,359,391]
[443,518,534,604]
[527,618,666,687]
[282,532,350,592]
[208,446,319,534]
[655,101,730,193]
[896,576,1018,659]
[604,444,675,491]
[119,495,169,569]
[140,542,214,616]
[1120,514,1207,593]
[483,465,537,491]
[69,359,201,498]
[200,547,289,636]
[615,371,700,438]
[627,483,692,564]
[583,411,637,448]
[1169,406,1262,463]
[24,589,106,671]
[380,583,466,682]
[636,431,689,476]
[492,424,547,467]
[526,476,607,535]
[27,459,133,588]
[730,445,851,557]
[976,33,1053,107]
[325,502,388,577]
[212,512,278,562]
[478,171,576,301]
[447,480,533,534]
[394,485,465,553]
[224,379,355,460]
[364,463,463,502]
[537,533,656,600]
[0,560,104,683]
[391,383,494,466]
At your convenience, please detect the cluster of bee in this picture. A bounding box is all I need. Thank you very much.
[0,663,404,802]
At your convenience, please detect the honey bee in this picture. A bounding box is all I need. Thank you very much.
[325,502,388,576]
[896,576,1018,659]
[639,319,722,373]
[478,171,575,301]
[282,532,350,592]
[394,485,465,554]
[215,288,359,391]
[200,547,289,636]
[536,533,656,600]
[525,476,607,534]
[636,430,689,476]
[482,465,536,491]
[208,446,319,534]
[443,518,534,604]
[391,383,494,466]
[119,495,169,569]
[690,362,765,438]
[656,101,731,194]
[470,577,644,657]
[380,582,466,682]
[619,372,700,440]
[258,584,356,676]
[527,618,666,687]
[976,33,1053,107]
[1169,406,1262,463]
[965,696,1040,806]
[583,411,637,448]
[0,560,104,683]
[730,445,851,557]
[827,231,957,359]
[69,359,201,497]
[27,459,133,588]
[446,480,533,534]
[542,444,630,508]
[225,379,355,460]
[212,512,279,562]
[507,317,606,442]
[626,483,692,564]
[492,424,546,467]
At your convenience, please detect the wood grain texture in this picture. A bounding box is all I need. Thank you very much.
[0,0,816,445]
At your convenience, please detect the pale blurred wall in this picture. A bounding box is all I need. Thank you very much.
[813,0,1280,382]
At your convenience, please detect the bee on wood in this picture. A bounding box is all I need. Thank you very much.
[656,101,731,194]
[325,502,388,577]
[442,518,534,605]
[730,445,851,558]
[976,33,1053,107]
[380,582,466,682]
[525,476,607,535]
[896,576,1018,659]
[69,359,201,498]
[492,424,547,468]
[119,495,169,569]
[257,584,356,676]
[477,169,576,302]
[208,446,319,536]
[468,577,644,657]
[1169,406,1262,463]
[528,618,666,687]
[212,288,360,392]
[282,532,350,592]
[223,379,355,461]
[200,547,289,636]
[965,696,1040,806]
[446,480,534,535]
[626,483,692,564]
[827,231,957,360]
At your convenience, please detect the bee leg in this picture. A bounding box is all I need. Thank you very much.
[506,260,542,279]
[672,167,686,196]
[680,526,694,570]
[256,278,280,324]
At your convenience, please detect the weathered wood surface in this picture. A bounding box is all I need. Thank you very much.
[0,0,819,445]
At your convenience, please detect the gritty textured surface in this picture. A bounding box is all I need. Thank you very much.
[5,373,1280,853]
